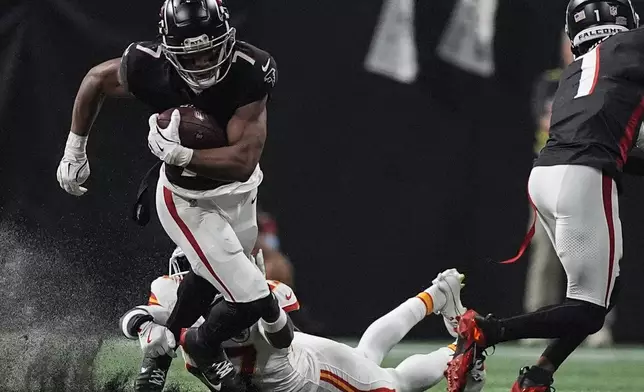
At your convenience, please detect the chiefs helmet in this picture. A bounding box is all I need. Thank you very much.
[159,0,236,89]
[566,0,639,57]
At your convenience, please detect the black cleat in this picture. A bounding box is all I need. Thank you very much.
[181,328,247,392]
[511,366,555,392]
[134,354,172,392]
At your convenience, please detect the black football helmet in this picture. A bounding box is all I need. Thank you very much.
[159,0,236,89]
[565,0,639,57]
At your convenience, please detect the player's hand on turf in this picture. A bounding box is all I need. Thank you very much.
[137,321,177,358]
[56,140,90,196]
[147,109,193,167]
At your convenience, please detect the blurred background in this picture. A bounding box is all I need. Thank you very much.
[3,0,644,367]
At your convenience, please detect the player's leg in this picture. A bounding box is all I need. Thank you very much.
[208,188,289,344]
[531,172,621,373]
[355,269,466,364]
[523,208,562,311]
[522,213,563,346]
[294,334,399,392]
[165,271,219,339]
[156,185,278,390]
[585,307,615,347]
[392,346,458,391]
[156,183,273,311]
[226,188,259,256]
[494,166,619,341]
[321,348,457,392]
[134,355,173,392]
[303,332,472,392]
[447,165,620,392]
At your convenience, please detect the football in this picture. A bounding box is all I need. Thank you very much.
[157,106,227,149]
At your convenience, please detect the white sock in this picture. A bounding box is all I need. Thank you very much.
[425,284,447,314]
[355,295,430,365]
[393,346,454,392]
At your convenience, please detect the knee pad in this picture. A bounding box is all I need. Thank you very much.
[563,299,606,335]
[231,292,281,323]
[199,293,279,347]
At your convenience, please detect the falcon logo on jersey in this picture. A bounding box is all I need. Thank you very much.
[610,6,618,17]
[231,328,251,343]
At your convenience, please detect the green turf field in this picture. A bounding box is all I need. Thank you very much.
[94,337,644,392]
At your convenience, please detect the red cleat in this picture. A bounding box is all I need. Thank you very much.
[511,381,551,392]
[445,309,488,392]
[511,366,554,392]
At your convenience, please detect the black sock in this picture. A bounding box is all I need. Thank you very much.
[541,334,587,370]
[199,293,279,349]
[166,272,218,340]
[521,366,554,386]
[493,299,605,343]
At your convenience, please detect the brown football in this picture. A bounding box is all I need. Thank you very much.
[157,106,227,149]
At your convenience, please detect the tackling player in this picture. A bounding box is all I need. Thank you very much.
[447,1,644,391]
[56,1,287,390]
[121,262,486,392]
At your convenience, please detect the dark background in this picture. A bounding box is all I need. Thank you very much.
[2,0,644,342]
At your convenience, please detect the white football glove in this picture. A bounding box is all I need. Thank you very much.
[147,109,194,167]
[56,133,90,196]
[249,249,266,277]
[137,321,177,358]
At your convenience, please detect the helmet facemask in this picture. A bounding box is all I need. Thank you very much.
[163,28,236,90]
[168,248,191,287]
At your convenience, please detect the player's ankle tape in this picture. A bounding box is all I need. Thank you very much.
[261,308,288,333]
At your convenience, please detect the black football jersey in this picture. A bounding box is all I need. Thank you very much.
[534,27,644,185]
[120,40,277,190]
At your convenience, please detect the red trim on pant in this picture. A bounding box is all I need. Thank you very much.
[320,370,395,392]
[601,175,616,307]
[163,186,236,301]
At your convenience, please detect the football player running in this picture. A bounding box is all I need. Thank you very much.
[446,1,644,391]
[121,260,486,392]
[56,1,286,390]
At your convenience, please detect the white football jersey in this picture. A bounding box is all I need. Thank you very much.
[145,277,313,391]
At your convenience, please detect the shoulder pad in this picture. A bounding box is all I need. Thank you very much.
[120,41,164,97]
[231,42,278,105]
[268,280,299,313]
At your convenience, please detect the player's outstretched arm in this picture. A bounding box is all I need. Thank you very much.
[70,58,130,137]
[186,96,268,182]
[57,58,130,196]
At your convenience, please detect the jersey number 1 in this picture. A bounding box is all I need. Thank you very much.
[574,46,600,99]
